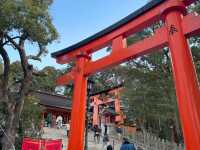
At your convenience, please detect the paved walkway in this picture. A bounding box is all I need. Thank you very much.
[42,127,121,150]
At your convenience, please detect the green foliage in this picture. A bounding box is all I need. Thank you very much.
[0,95,43,150]
[20,95,43,137]
[15,95,43,150]
[189,1,200,82]
[32,66,61,92]
[0,62,42,149]
[90,66,123,94]
[6,62,61,149]
[121,51,181,140]
[190,1,200,14]
[19,66,61,149]
[0,0,58,148]
[8,61,23,88]
[0,102,8,126]
[0,0,57,46]
[191,39,200,82]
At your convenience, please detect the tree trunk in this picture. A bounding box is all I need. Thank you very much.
[1,98,24,150]
[1,103,16,150]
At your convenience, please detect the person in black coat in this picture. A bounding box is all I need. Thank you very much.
[107,144,113,150]
[104,124,108,135]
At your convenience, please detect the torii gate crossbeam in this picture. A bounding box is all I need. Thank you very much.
[51,0,200,149]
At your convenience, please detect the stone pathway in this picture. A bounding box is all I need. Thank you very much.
[42,127,121,150]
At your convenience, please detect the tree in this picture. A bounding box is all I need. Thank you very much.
[17,65,61,149]
[189,1,200,81]
[120,25,185,142]
[121,51,182,142]
[15,95,43,150]
[0,0,58,149]
[90,66,124,94]
[32,66,61,93]
[0,63,61,149]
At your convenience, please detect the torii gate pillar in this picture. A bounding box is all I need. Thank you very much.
[164,8,200,149]
[68,53,90,150]
[115,90,124,123]
[93,97,99,126]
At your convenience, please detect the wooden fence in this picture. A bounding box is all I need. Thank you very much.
[131,132,184,150]
[108,125,184,150]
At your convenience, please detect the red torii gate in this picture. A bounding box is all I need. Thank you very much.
[51,0,200,149]
[90,85,124,126]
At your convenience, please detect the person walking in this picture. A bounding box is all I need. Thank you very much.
[120,138,136,150]
[104,124,108,135]
[93,125,101,143]
[103,134,109,149]
[116,125,123,140]
[107,144,113,150]
[102,134,113,150]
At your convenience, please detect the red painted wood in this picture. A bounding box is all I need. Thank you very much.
[165,10,200,149]
[182,13,200,37]
[56,70,75,85]
[67,56,88,150]
[92,97,99,126]
[56,0,188,64]
[85,26,168,75]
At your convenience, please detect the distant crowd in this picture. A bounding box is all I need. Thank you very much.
[92,124,137,150]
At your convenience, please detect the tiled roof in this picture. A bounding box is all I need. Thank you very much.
[36,91,72,110]
[36,84,123,110]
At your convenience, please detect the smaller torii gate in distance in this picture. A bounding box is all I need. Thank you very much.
[90,85,124,126]
[52,0,200,149]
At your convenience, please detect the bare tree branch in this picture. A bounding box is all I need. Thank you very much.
[27,44,46,62]
[5,33,30,77]
[32,71,47,77]
[5,33,33,105]
[18,43,29,78]
[6,33,34,118]
[27,55,41,61]
[5,34,22,51]
[2,36,21,46]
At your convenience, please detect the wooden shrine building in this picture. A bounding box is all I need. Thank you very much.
[36,84,125,128]
[36,91,72,128]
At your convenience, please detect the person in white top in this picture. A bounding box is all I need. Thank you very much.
[56,116,63,129]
